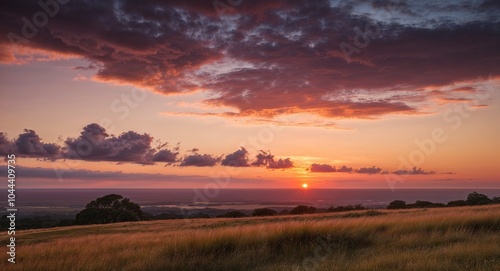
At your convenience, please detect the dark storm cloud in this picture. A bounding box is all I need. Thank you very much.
[1,0,498,121]
[480,0,500,9]
[221,147,249,167]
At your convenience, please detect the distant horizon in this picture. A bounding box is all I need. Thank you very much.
[13,187,500,190]
[1,0,499,190]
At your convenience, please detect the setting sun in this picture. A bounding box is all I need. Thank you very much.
[302,183,308,188]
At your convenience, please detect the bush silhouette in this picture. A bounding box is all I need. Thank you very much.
[75,194,146,225]
[447,200,468,207]
[408,201,445,208]
[387,200,406,209]
[252,208,278,216]
[327,204,365,212]
[220,211,246,218]
[466,192,492,206]
[290,205,316,214]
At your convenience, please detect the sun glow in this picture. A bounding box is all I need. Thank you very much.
[302,183,308,188]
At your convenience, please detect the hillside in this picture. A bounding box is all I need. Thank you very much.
[2,205,500,271]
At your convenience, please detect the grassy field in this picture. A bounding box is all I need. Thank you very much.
[2,205,500,271]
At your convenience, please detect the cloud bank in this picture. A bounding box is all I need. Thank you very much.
[309,163,445,175]
[0,125,295,170]
[1,0,498,123]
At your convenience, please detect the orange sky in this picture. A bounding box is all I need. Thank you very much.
[1,61,498,189]
[1,1,499,189]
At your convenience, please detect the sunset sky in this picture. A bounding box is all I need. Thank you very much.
[1,0,499,189]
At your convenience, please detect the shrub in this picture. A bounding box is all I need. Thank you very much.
[387,200,407,209]
[279,209,290,215]
[221,211,246,218]
[408,201,445,208]
[327,204,365,212]
[290,205,316,214]
[252,208,278,216]
[466,192,492,206]
[447,200,468,207]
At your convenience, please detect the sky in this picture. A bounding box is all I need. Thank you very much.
[0,0,499,189]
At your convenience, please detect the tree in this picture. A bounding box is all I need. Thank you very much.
[447,200,468,207]
[466,192,492,206]
[252,208,277,216]
[75,194,146,225]
[327,204,365,212]
[220,210,246,218]
[279,209,290,215]
[492,197,500,204]
[290,205,316,215]
[408,201,445,208]
[387,200,406,209]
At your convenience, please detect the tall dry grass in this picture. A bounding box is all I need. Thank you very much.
[2,205,500,270]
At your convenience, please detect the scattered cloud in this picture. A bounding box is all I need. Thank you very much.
[14,129,61,158]
[0,132,13,155]
[337,165,354,173]
[221,147,250,167]
[309,163,445,175]
[268,158,294,169]
[392,167,436,175]
[152,149,179,163]
[252,150,274,167]
[0,125,298,170]
[356,166,383,175]
[251,150,294,169]
[310,163,336,172]
[65,123,158,163]
[179,153,221,167]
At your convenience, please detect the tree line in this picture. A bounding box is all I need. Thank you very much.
[2,192,499,229]
[387,192,500,209]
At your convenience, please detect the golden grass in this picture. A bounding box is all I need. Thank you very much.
[2,205,500,271]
